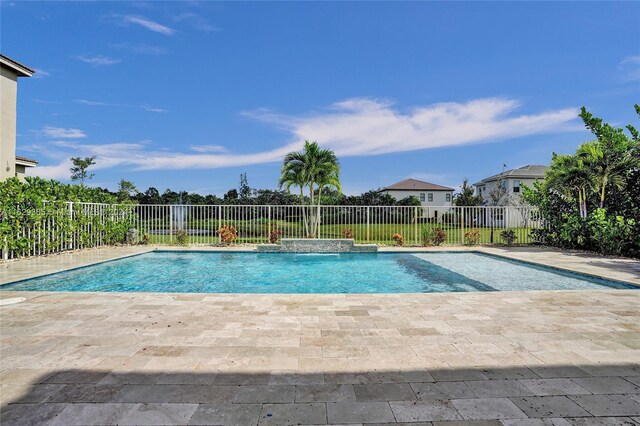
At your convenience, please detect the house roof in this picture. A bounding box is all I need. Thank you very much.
[16,155,38,167]
[382,178,454,191]
[474,165,547,186]
[0,54,35,77]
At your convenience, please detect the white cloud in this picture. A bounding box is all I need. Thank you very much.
[109,42,168,55]
[122,15,175,35]
[29,97,578,180]
[174,12,219,33]
[76,55,121,66]
[32,68,50,78]
[41,126,86,139]
[619,55,640,82]
[190,144,228,153]
[246,97,578,157]
[76,99,167,113]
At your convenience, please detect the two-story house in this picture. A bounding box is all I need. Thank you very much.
[380,178,454,219]
[473,165,547,205]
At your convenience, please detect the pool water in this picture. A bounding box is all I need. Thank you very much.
[1,251,634,293]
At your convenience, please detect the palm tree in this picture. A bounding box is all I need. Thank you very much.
[547,153,593,218]
[578,141,637,209]
[279,140,341,238]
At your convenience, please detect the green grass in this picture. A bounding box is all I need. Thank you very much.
[141,220,535,246]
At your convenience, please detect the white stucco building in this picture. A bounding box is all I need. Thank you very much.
[1,54,37,181]
[380,178,454,219]
[473,165,547,206]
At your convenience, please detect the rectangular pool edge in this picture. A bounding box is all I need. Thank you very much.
[1,249,637,292]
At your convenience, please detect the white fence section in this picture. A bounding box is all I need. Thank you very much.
[3,203,544,259]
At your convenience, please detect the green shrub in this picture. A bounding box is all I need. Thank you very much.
[500,229,517,246]
[422,227,446,246]
[175,229,189,246]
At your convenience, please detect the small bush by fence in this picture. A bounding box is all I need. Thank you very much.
[2,204,544,259]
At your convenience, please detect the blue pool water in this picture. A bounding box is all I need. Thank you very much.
[1,251,635,293]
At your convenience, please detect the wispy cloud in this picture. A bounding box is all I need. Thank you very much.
[76,55,121,66]
[30,97,579,181]
[245,97,579,156]
[190,144,228,153]
[109,42,168,55]
[122,15,175,35]
[618,55,640,82]
[76,99,167,113]
[174,12,219,33]
[32,68,50,79]
[40,126,87,139]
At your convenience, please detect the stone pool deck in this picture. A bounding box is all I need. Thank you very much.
[0,246,639,425]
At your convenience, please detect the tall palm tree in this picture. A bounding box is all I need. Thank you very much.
[578,141,637,209]
[547,153,593,218]
[279,140,341,238]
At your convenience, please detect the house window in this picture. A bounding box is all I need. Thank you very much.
[428,193,433,202]
[420,193,425,202]
[446,193,451,202]
[513,180,520,193]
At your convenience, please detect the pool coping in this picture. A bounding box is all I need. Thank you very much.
[1,245,638,289]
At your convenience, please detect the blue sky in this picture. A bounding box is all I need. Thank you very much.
[3,1,639,195]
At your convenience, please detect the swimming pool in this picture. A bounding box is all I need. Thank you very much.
[1,251,634,293]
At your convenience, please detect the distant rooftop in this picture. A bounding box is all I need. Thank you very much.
[0,54,35,77]
[474,165,547,186]
[382,178,454,191]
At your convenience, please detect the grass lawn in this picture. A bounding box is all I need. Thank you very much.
[142,219,535,245]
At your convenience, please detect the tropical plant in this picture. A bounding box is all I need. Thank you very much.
[392,233,404,246]
[279,140,341,238]
[422,227,446,246]
[524,104,640,257]
[464,230,480,246]
[217,225,238,245]
[269,228,282,244]
[175,229,189,246]
[500,229,517,246]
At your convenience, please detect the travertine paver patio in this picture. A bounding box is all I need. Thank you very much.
[0,246,639,424]
[1,288,639,425]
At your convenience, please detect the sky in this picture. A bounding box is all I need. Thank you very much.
[2,1,639,196]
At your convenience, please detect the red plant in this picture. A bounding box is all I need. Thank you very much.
[392,233,404,246]
[217,225,238,245]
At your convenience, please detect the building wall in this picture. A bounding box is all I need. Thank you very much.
[382,189,453,218]
[15,164,27,181]
[476,178,541,205]
[1,66,18,181]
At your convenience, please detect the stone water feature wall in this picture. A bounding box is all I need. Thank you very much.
[257,239,378,253]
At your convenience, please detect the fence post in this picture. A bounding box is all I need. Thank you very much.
[414,207,418,245]
[366,207,370,243]
[2,236,7,261]
[461,207,465,245]
[218,205,222,244]
[268,205,271,243]
[68,202,74,250]
[169,206,173,243]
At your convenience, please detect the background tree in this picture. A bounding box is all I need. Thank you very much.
[70,156,96,186]
[453,179,482,206]
[239,172,251,199]
[116,179,138,203]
